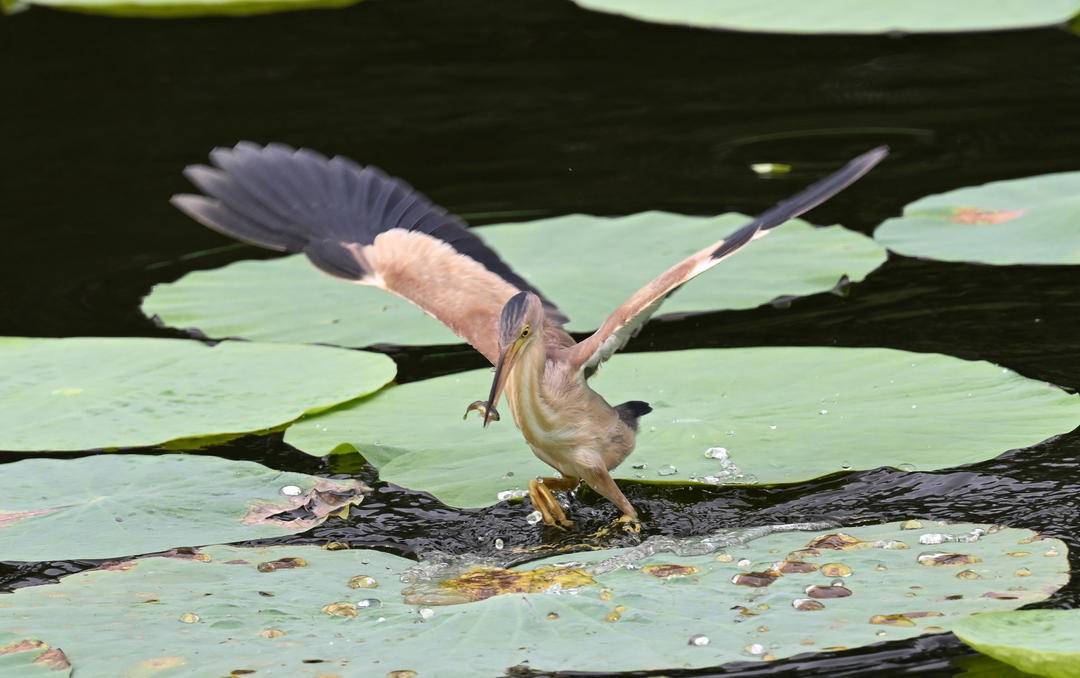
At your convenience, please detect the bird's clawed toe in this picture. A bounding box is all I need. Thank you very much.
[528,478,575,530]
[615,513,641,534]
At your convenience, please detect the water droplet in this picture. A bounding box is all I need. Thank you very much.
[1015,567,1032,577]
[179,612,200,624]
[502,471,514,479]
[260,628,285,638]
[769,425,777,430]
[919,533,948,545]
[840,461,852,470]
[631,463,647,470]
[756,625,770,633]
[716,554,733,563]
[657,465,678,476]
[280,485,302,496]
[819,409,829,415]
[526,511,543,525]
[911,404,918,409]
[547,612,560,620]
[955,569,983,580]
[704,447,728,459]
[1045,548,1060,557]
[737,558,751,567]
[875,564,888,572]
[898,463,917,472]
[418,608,434,620]
[688,634,710,646]
[606,605,625,622]
[1007,551,1032,557]
[387,671,418,678]
[348,575,378,589]
[494,538,505,550]
[599,589,613,601]
[357,598,382,609]
[745,643,765,655]
[900,520,923,530]
[324,542,349,551]
[496,489,527,501]
[876,631,887,637]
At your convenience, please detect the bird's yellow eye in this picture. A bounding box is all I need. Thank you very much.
[520,325,531,338]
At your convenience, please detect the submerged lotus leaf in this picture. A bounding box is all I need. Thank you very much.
[284,346,1080,508]
[0,337,394,452]
[0,633,71,676]
[569,0,1080,34]
[0,455,368,561]
[3,0,361,18]
[874,171,1080,265]
[142,213,885,348]
[0,523,1066,676]
[953,610,1080,678]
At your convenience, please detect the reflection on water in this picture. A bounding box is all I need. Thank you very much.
[4,0,1080,675]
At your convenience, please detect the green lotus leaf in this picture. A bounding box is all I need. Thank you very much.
[874,172,1080,265]
[0,337,395,452]
[142,213,886,349]
[0,633,71,676]
[284,347,1080,508]
[3,0,360,18]
[0,454,369,561]
[953,610,1080,678]
[0,522,1067,676]
[569,0,1080,34]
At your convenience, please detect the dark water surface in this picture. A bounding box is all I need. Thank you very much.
[4,2,1080,675]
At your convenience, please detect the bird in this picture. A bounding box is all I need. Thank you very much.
[172,142,888,531]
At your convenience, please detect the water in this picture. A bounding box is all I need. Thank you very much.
[4,3,1080,676]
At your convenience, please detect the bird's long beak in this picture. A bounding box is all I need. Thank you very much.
[481,340,521,428]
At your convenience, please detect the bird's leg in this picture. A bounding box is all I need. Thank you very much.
[527,476,578,529]
[580,466,641,534]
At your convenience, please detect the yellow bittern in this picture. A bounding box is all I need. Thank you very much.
[173,143,887,530]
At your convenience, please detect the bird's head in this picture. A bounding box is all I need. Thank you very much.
[473,291,544,427]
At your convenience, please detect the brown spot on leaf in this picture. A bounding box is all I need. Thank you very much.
[731,570,780,588]
[642,563,699,579]
[777,560,818,574]
[806,533,866,551]
[0,639,46,656]
[0,507,60,529]
[950,207,1024,224]
[136,656,187,672]
[805,584,852,599]
[792,598,825,611]
[787,548,821,559]
[100,560,137,572]
[322,602,358,618]
[257,557,307,573]
[34,648,70,670]
[407,565,595,605]
[870,611,942,627]
[821,563,853,577]
[243,478,370,531]
[982,592,1020,600]
[918,552,981,567]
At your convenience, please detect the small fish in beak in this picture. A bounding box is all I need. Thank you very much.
[464,400,499,423]
[464,291,534,428]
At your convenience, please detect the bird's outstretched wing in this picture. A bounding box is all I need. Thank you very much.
[568,146,889,375]
[171,142,567,364]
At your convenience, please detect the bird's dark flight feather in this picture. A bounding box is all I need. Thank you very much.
[172,141,567,322]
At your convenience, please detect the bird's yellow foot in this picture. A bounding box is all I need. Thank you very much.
[463,400,499,422]
[528,478,575,530]
[615,513,641,534]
